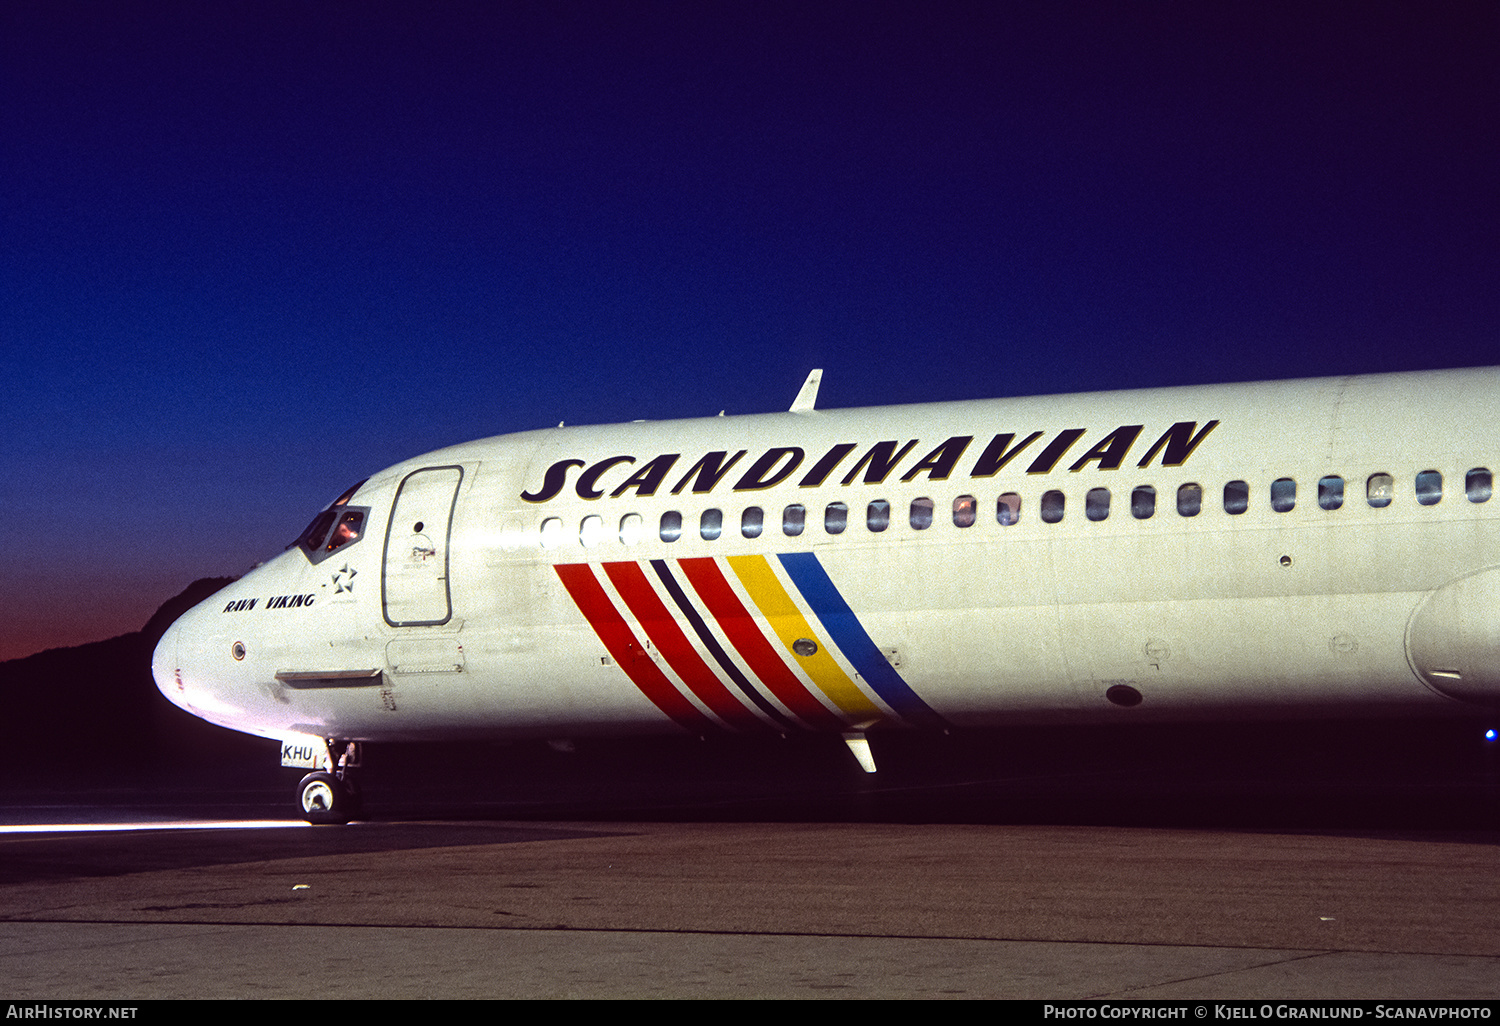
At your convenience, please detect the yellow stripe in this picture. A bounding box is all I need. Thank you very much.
[725,555,882,720]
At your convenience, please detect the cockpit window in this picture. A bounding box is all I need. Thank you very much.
[294,480,370,564]
[331,480,367,506]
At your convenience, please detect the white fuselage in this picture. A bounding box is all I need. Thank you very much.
[152,367,1500,746]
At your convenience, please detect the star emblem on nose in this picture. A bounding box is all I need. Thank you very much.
[332,564,357,594]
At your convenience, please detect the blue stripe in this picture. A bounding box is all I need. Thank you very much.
[777,552,947,729]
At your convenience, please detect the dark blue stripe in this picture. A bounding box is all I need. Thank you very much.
[650,559,798,730]
[777,552,947,729]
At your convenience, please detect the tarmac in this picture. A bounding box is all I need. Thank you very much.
[3,768,1500,999]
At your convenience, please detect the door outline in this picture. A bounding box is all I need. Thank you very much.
[381,465,463,627]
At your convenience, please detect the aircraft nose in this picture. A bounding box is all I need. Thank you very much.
[151,613,183,706]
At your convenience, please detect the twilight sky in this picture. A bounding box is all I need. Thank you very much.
[3,1,1498,660]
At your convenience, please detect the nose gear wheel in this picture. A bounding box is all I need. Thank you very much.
[297,771,355,824]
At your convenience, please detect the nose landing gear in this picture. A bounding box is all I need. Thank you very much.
[296,770,359,824]
[286,738,362,824]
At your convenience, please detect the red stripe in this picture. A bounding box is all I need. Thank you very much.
[602,562,769,732]
[675,557,845,731]
[553,563,718,734]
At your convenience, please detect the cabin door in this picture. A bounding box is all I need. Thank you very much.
[382,465,463,627]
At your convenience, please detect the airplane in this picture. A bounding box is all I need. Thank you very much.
[152,366,1500,822]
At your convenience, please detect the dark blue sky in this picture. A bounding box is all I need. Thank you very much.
[4,1,1498,659]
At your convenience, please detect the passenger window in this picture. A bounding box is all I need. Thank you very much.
[540,517,564,549]
[1416,470,1442,506]
[1367,473,1393,508]
[1085,488,1109,521]
[997,493,1021,526]
[825,502,848,534]
[910,497,934,530]
[953,495,976,528]
[783,504,805,537]
[580,514,603,547]
[1040,490,1064,524]
[1318,476,1344,511]
[619,513,643,545]
[741,506,764,538]
[867,500,890,532]
[700,508,723,540]
[1176,483,1201,517]
[1467,468,1492,503]
[1223,480,1248,515]
[660,511,683,542]
[1131,485,1156,519]
[1271,478,1296,513]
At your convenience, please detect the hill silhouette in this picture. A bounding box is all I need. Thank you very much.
[0,577,273,784]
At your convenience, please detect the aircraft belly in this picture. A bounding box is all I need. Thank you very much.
[1049,594,1433,712]
[802,535,1446,723]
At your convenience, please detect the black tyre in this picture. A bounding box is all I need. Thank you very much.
[296,771,352,824]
